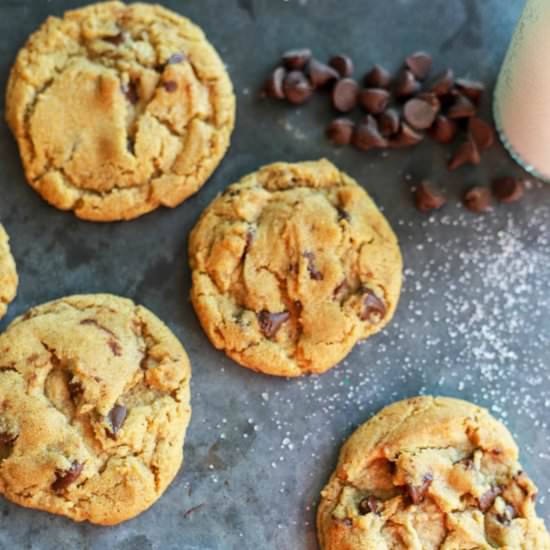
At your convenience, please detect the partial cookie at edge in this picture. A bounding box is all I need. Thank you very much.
[0,223,18,320]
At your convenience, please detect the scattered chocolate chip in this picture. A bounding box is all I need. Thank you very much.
[429,69,455,96]
[394,70,421,98]
[405,51,433,80]
[103,32,126,45]
[359,88,391,114]
[468,117,495,150]
[329,54,354,77]
[336,206,351,222]
[332,78,359,112]
[303,252,323,281]
[167,53,186,65]
[364,65,392,89]
[107,404,128,437]
[478,486,502,512]
[447,95,477,119]
[403,98,438,130]
[415,181,446,212]
[388,122,423,148]
[163,81,178,93]
[429,115,458,144]
[52,461,83,492]
[496,504,518,526]
[326,118,354,145]
[456,78,485,104]
[360,289,387,322]
[283,71,313,104]
[463,186,492,213]
[448,138,481,170]
[358,495,382,515]
[407,473,433,505]
[307,59,339,88]
[122,81,139,104]
[492,177,525,203]
[264,67,286,99]
[257,310,290,338]
[0,432,16,445]
[353,115,388,151]
[378,109,401,137]
[282,48,312,70]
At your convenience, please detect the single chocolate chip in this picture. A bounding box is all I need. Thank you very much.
[429,69,455,96]
[429,115,458,144]
[257,310,290,338]
[303,252,323,280]
[332,78,359,112]
[364,65,392,89]
[264,67,286,99]
[468,117,495,150]
[52,461,83,492]
[282,48,312,70]
[353,115,388,151]
[358,495,382,515]
[405,51,433,80]
[394,70,421,98]
[307,59,339,88]
[326,118,355,145]
[492,177,525,203]
[359,88,391,114]
[329,54,354,77]
[447,95,477,119]
[496,504,518,526]
[415,181,446,212]
[108,404,128,436]
[456,78,485,104]
[448,138,481,170]
[407,473,433,505]
[360,289,386,322]
[478,486,502,512]
[416,92,441,113]
[163,81,178,93]
[103,32,126,45]
[378,109,401,137]
[167,53,186,65]
[283,71,313,104]
[403,98,437,130]
[463,186,492,213]
[336,206,351,222]
[388,122,423,148]
[122,81,139,104]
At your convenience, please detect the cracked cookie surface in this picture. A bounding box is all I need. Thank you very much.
[317,396,550,550]
[6,1,235,221]
[189,159,402,377]
[0,224,18,320]
[0,294,191,525]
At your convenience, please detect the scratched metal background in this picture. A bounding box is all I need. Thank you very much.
[1,1,549,549]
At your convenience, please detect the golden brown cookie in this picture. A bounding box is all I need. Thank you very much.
[317,396,550,550]
[189,159,402,377]
[0,294,191,525]
[6,2,235,221]
[0,224,18,320]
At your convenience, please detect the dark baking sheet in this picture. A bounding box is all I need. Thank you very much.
[1,0,549,548]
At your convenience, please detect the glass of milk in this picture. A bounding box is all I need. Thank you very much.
[494,0,550,182]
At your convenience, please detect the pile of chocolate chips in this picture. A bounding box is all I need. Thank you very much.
[263,49,529,214]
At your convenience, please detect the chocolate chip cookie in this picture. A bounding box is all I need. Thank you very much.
[0,294,191,525]
[317,396,550,549]
[6,2,235,221]
[0,224,18,320]
[189,159,402,377]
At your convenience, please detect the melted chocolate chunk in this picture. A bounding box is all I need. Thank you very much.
[407,473,433,504]
[103,32,126,45]
[358,495,382,515]
[336,205,351,222]
[360,290,387,322]
[52,461,83,492]
[257,311,290,338]
[0,432,16,445]
[107,404,128,437]
[163,81,178,93]
[478,486,502,512]
[303,252,323,281]
[122,81,139,104]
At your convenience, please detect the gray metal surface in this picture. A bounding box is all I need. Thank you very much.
[1,0,549,548]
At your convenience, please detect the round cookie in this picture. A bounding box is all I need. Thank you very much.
[0,224,18,320]
[189,159,402,377]
[0,294,191,525]
[6,2,235,222]
[317,396,550,550]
